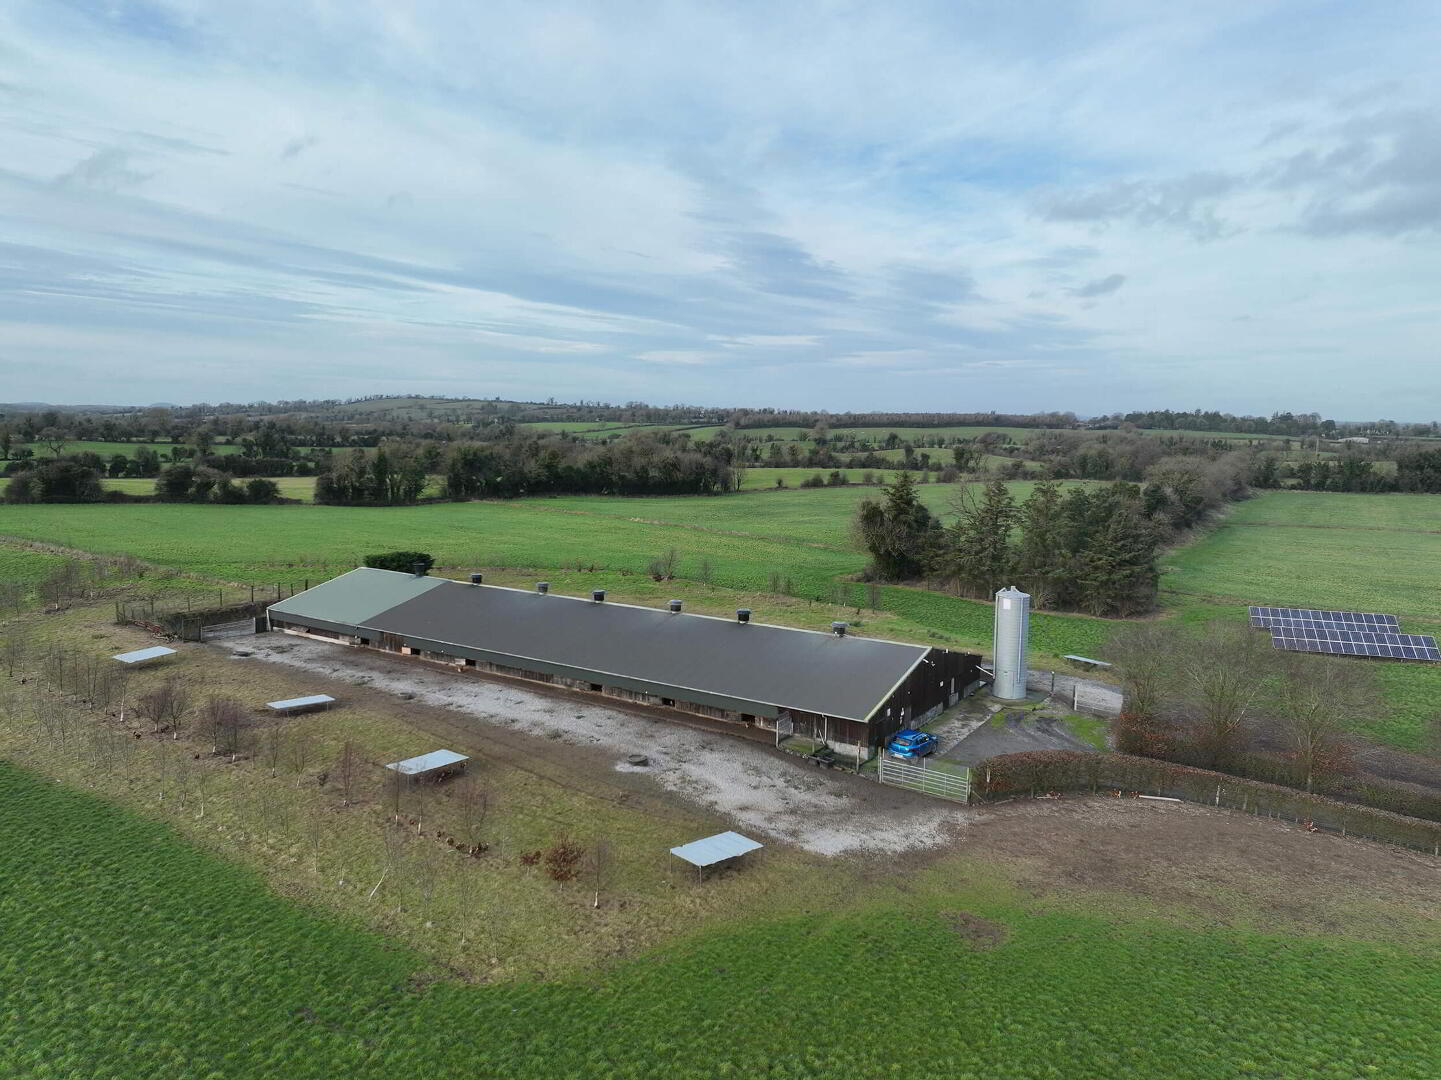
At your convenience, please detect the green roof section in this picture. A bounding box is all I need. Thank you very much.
[268,567,447,627]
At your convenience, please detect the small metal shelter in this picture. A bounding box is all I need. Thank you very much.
[265,694,336,715]
[112,646,177,666]
[670,831,763,880]
[384,749,469,782]
[1062,654,1112,669]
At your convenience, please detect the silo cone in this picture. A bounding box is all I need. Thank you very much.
[992,586,1031,700]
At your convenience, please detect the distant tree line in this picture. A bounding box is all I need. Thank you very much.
[1245,447,1441,494]
[439,432,735,501]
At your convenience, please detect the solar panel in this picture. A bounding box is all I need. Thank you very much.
[1249,606,1400,629]
[1269,626,1435,645]
[1270,629,1441,661]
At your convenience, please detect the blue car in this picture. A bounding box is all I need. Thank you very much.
[887,728,938,759]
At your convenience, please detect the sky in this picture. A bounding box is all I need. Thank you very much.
[2,1,1441,416]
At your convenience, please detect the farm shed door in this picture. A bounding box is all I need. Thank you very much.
[378,632,404,652]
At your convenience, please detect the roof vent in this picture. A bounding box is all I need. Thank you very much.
[832,621,848,637]
[592,589,606,603]
[736,609,751,624]
[412,561,428,577]
[536,582,550,594]
[469,573,484,585]
[668,599,683,614]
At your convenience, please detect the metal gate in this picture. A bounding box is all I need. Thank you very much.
[199,618,257,642]
[878,757,971,802]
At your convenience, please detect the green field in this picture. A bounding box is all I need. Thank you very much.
[515,420,638,434]
[1162,491,1441,745]
[0,482,1106,661]
[5,760,1440,1079]
[102,476,320,501]
[6,485,1441,743]
[690,424,1035,444]
[8,440,246,460]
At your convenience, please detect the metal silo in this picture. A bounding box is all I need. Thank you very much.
[992,586,1031,700]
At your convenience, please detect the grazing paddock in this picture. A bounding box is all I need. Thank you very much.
[1162,491,1441,746]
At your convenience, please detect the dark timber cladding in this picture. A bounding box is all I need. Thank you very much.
[268,568,982,745]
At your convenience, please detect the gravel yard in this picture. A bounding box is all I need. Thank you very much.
[224,635,979,857]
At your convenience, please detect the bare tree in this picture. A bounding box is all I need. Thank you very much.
[1174,623,1275,769]
[288,729,314,784]
[198,695,248,760]
[1105,622,1184,755]
[260,720,288,778]
[454,776,490,853]
[335,741,362,807]
[370,821,410,901]
[134,676,190,736]
[1271,653,1372,791]
[587,836,614,910]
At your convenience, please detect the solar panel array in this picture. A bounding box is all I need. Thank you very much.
[1248,606,1399,629]
[1248,606,1439,662]
[1271,632,1441,661]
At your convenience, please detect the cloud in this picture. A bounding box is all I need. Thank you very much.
[53,148,153,192]
[2,1,1441,415]
[280,134,321,160]
[1037,172,1238,240]
[716,334,821,347]
[1070,273,1127,298]
[637,350,709,365]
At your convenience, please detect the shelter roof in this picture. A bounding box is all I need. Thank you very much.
[670,831,763,867]
[385,749,469,775]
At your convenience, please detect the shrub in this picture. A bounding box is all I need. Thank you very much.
[363,551,434,574]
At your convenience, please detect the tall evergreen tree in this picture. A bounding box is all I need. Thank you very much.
[938,480,1018,597]
[1014,480,1064,607]
[853,470,940,581]
[1072,504,1159,616]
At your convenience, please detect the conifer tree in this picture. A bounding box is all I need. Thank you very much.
[853,470,940,581]
[937,480,1018,597]
[1014,480,1064,607]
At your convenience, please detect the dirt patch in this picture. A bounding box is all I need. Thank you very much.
[966,795,1441,942]
[940,910,1009,950]
[222,635,979,857]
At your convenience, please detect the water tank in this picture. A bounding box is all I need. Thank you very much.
[992,586,1031,700]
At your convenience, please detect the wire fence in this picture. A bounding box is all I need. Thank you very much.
[971,750,1441,858]
[114,582,315,641]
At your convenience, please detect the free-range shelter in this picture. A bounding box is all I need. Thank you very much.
[267,568,984,750]
[112,646,177,667]
[384,749,469,782]
[265,694,336,715]
[670,831,763,880]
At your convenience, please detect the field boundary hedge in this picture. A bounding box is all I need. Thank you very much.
[972,750,1441,856]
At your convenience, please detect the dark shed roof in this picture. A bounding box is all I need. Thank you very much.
[277,569,929,721]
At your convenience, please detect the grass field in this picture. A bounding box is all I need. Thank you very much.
[5,485,1441,744]
[0,482,1107,662]
[5,759,1441,1079]
[1162,491,1441,746]
[689,424,1035,444]
[8,439,245,459]
[101,476,320,501]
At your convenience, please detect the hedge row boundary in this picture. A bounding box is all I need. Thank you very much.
[972,750,1441,855]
